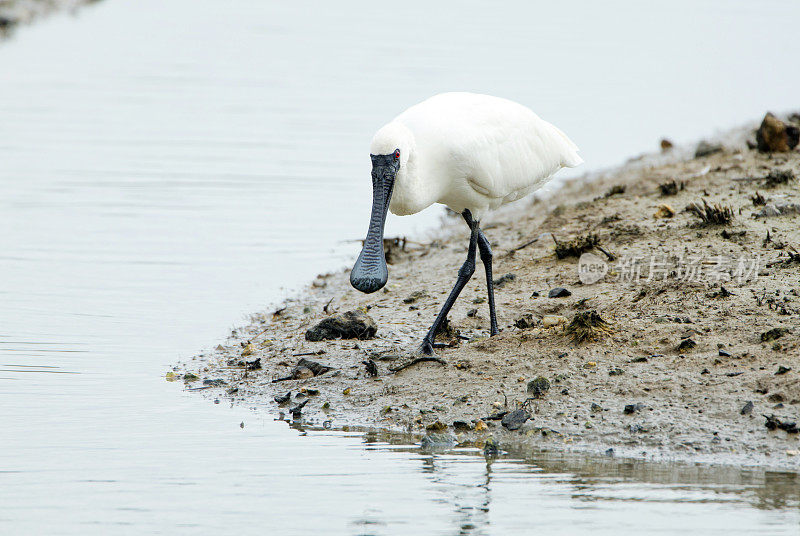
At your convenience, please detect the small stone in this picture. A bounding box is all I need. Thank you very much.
[548,287,572,298]
[630,356,649,363]
[761,328,789,342]
[542,315,568,328]
[362,359,379,377]
[474,420,488,432]
[293,367,314,380]
[740,401,754,415]
[604,448,614,457]
[292,358,332,378]
[609,368,624,376]
[719,349,731,357]
[623,403,643,415]
[776,366,791,375]
[492,273,516,288]
[305,310,377,341]
[677,338,696,351]
[245,358,262,371]
[403,290,428,304]
[787,450,799,457]
[274,391,291,404]
[501,409,530,431]
[764,414,799,433]
[289,399,308,418]
[466,308,478,317]
[654,204,675,219]
[426,420,447,432]
[695,140,723,158]
[202,378,226,387]
[583,361,597,369]
[514,314,536,329]
[183,373,199,382]
[526,377,551,398]
[591,402,603,413]
[756,112,800,153]
[343,387,352,395]
[453,420,473,432]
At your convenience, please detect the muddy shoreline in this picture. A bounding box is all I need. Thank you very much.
[0,0,98,37]
[175,114,800,471]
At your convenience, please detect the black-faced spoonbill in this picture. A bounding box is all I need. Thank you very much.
[351,92,582,357]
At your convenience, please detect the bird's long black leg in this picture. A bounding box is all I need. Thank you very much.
[461,211,498,336]
[419,212,478,355]
[476,229,498,336]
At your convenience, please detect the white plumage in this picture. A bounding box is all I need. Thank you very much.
[370,92,583,221]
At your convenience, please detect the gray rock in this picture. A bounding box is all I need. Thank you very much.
[501,409,531,431]
[740,401,754,415]
[548,287,572,298]
[624,403,644,415]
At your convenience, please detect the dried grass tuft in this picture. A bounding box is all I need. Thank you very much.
[565,310,614,343]
[685,199,734,225]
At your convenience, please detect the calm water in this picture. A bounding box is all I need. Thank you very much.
[1,1,800,534]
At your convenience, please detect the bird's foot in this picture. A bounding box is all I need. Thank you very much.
[387,340,447,372]
[419,338,435,356]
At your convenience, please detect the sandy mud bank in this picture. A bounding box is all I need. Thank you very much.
[175,113,800,470]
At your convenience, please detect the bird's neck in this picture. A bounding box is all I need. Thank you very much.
[390,151,436,216]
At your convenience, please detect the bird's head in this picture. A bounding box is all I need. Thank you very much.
[351,121,415,294]
[350,148,401,294]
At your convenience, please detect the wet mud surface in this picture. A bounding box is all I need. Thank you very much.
[176,115,800,471]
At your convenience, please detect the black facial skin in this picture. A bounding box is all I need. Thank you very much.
[350,149,401,293]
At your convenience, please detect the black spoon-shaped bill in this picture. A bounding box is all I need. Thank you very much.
[350,155,398,294]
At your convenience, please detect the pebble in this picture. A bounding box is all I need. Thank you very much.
[453,420,473,432]
[624,403,644,415]
[274,391,291,404]
[548,287,572,298]
[426,420,447,432]
[501,409,530,431]
[695,140,723,158]
[542,315,567,328]
[740,401,754,415]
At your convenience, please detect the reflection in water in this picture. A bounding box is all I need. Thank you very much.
[286,424,800,534]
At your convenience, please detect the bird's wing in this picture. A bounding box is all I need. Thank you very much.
[401,93,581,200]
[456,111,582,200]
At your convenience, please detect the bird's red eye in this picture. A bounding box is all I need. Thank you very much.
[394,150,400,159]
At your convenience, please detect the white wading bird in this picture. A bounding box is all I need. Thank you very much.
[351,92,582,357]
